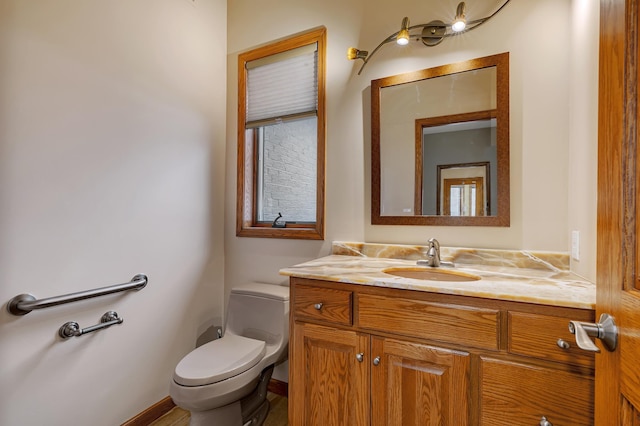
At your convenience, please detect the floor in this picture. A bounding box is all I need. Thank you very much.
[149,393,288,426]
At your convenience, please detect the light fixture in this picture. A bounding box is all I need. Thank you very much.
[452,2,467,32]
[347,0,511,75]
[397,17,410,45]
[347,47,368,60]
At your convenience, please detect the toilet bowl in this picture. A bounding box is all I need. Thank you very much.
[169,283,290,426]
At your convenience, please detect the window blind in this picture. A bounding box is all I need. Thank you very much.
[246,43,318,127]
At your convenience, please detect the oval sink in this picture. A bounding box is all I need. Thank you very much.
[383,267,481,282]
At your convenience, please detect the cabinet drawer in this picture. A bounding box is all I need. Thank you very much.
[293,284,352,326]
[357,293,500,350]
[508,312,595,368]
[480,357,593,425]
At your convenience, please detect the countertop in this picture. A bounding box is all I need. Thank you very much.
[279,242,596,310]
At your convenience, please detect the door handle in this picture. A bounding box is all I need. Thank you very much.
[568,313,618,352]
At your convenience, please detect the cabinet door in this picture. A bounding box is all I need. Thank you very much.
[290,322,369,426]
[480,357,594,425]
[371,336,470,426]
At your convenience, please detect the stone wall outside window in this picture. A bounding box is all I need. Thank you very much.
[260,118,317,223]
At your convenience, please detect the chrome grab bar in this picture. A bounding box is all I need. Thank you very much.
[6,274,148,316]
[59,311,123,339]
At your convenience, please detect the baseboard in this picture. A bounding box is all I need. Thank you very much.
[267,378,288,397]
[121,396,175,426]
[121,379,288,425]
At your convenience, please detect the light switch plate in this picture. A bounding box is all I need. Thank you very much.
[571,230,580,261]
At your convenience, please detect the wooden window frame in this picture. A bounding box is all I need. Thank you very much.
[236,27,326,240]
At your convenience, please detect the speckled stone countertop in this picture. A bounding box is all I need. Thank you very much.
[279,241,596,310]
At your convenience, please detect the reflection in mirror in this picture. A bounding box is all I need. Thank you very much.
[444,177,481,215]
[417,116,496,216]
[372,53,509,226]
[437,161,490,216]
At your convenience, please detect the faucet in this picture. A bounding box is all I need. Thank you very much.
[418,238,454,267]
[426,238,441,267]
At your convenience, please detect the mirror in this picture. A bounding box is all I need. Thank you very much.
[371,53,509,226]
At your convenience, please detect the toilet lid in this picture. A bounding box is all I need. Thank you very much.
[173,334,266,387]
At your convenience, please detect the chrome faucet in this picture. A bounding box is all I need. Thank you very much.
[427,238,441,267]
[418,238,454,267]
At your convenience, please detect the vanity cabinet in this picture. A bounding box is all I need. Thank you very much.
[370,335,470,425]
[480,357,594,425]
[291,319,470,425]
[291,322,369,424]
[289,277,595,426]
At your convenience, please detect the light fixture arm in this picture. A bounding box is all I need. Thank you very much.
[350,0,511,75]
[461,0,512,34]
[356,34,397,74]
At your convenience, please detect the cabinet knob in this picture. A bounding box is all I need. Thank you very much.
[373,356,381,366]
[356,352,364,362]
[556,338,570,350]
[539,416,553,426]
[314,303,323,310]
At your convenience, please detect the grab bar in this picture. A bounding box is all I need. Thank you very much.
[7,274,148,316]
[59,311,123,339]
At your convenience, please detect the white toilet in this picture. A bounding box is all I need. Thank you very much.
[170,283,290,426]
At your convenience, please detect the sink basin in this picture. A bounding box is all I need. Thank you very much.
[383,267,481,282]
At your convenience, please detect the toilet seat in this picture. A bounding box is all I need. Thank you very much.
[173,334,266,387]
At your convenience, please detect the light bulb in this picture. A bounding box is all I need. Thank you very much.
[452,19,466,32]
[452,2,466,32]
[397,29,410,45]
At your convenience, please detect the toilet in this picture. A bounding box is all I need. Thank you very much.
[170,283,290,426]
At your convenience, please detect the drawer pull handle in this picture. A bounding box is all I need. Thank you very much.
[356,352,364,362]
[314,303,323,310]
[373,356,381,366]
[539,416,553,426]
[556,338,570,350]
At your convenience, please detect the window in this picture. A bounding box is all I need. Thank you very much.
[237,27,326,239]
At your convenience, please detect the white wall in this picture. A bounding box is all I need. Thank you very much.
[0,1,226,425]
[568,0,599,280]
[226,0,599,306]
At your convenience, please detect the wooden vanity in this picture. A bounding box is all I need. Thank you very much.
[284,243,596,425]
[289,277,594,425]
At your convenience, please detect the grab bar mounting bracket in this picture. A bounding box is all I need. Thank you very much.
[7,294,37,316]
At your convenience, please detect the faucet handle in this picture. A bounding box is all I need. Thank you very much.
[424,238,441,267]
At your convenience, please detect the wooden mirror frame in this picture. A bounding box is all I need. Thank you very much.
[371,52,510,226]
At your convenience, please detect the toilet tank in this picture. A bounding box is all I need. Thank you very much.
[225,283,290,348]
